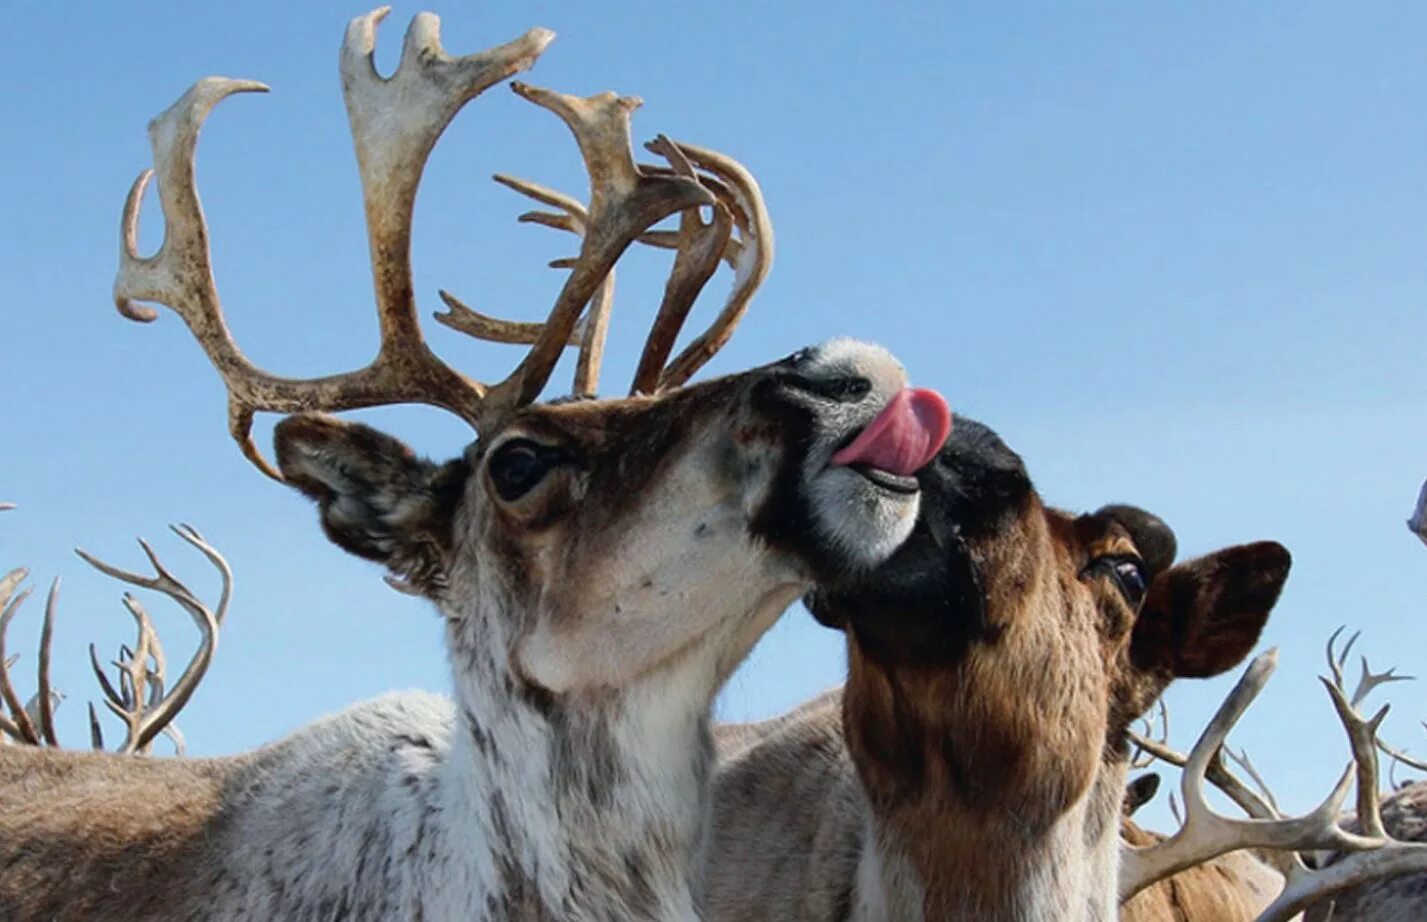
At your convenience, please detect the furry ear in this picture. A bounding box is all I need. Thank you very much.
[1130,541,1291,680]
[274,414,470,595]
[1123,773,1161,817]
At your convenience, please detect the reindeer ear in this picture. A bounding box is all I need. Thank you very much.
[274,414,470,594]
[1123,773,1161,817]
[1130,541,1291,680]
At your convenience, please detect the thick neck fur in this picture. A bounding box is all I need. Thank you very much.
[435,561,799,920]
[840,518,1123,921]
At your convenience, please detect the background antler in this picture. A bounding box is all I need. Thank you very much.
[0,517,232,756]
[1120,634,1427,921]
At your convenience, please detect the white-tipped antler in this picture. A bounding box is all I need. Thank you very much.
[1120,633,1427,921]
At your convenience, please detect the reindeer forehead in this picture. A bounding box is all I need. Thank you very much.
[483,379,744,456]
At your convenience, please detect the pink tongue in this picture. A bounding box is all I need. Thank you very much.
[831,388,952,477]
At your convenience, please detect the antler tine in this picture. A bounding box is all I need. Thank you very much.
[434,175,588,348]
[1130,698,1171,770]
[117,10,555,478]
[1328,630,1427,775]
[0,574,40,745]
[437,173,614,396]
[36,578,59,746]
[652,140,773,391]
[87,702,104,750]
[76,526,231,753]
[1224,745,1280,815]
[0,569,37,744]
[628,136,733,396]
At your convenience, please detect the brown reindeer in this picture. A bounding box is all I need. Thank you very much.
[707,415,1293,921]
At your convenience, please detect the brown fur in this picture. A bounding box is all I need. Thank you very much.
[0,748,246,921]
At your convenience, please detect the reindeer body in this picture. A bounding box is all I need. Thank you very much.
[2,678,717,921]
[3,579,748,921]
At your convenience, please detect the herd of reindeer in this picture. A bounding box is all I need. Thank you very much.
[3,8,1426,921]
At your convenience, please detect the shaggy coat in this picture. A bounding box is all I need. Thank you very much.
[1,341,928,921]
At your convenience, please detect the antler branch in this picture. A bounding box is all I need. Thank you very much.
[74,524,232,754]
[117,9,757,466]
[440,133,771,398]
[115,10,555,477]
[1121,634,1427,921]
[0,568,41,744]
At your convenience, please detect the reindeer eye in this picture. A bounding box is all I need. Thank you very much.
[1110,558,1147,607]
[488,439,565,502]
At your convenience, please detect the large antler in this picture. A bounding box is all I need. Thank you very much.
[437,131,773,397]
[0,517,232,755]
[1119,635,1427,921]
[116,8,716,478]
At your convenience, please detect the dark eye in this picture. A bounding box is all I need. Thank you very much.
[1109,557,1147,607]
[487,439,564,502]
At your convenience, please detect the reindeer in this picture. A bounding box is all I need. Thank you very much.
[705,415,1294,921]
[0,9,951,921]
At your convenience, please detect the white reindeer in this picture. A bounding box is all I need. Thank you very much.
[0,9,951,921]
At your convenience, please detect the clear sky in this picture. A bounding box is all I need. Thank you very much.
[3,3,1425,833]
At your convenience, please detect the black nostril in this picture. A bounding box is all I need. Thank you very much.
[779,373,872,404]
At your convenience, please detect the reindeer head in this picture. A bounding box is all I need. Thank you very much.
[807,416,1290,829]
[114,9,951,696]
[275,342,949,693]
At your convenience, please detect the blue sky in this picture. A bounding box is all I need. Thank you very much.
[3,3,1425,832]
